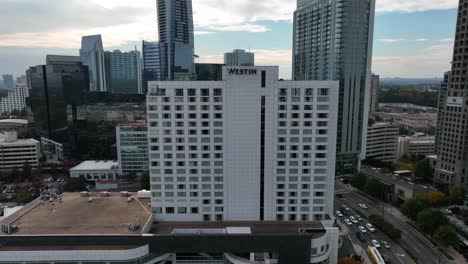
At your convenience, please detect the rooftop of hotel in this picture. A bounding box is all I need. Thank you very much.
[70,160,119,171]
[0,192,151,235]
[150,221,326,238]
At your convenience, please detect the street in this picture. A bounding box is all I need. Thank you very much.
[335,180,451,264]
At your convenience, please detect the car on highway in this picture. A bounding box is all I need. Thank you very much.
[382,241,390,249]
[359,226,367,233]
[349,216,358,224]
[342,205,351,212]
[344,219,353,226]
[336,211,343,217]
[366,223,376,232]
[356,215,363,221]
[356,231,366,242]
[359,203,368,209]
[372,240,381,248]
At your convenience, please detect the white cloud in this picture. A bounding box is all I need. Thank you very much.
[415,38,429,41]
[376,0,458,13]
[439,38,454,42]
[194,31,216,35]
[373,44,453,77]
[378,38,406,43]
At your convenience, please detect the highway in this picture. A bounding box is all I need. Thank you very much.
[335,180,451,264]
[334,198,413,264]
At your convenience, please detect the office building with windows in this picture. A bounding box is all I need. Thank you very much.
[142,41,162,93]
[105,50,143,94]
[156,0,195,80]
[224,49,254,66]
[147,66,338,221]
[2,74,14,88]
[0,85,29,114]
[0,131,40,171]
[116,122,149,175]
[80,35,107,92]
[370,74,379,113]
[27,55,89,159]
[293,0,376,173]
[435,0,468,204]
[366,122,399,163]
[195,63,224,81]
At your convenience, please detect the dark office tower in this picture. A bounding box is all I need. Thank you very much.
[195,63,223,81]
[28,55,89,158]
[105,50,143,94]
[156,0,195,80]
[142,40,162,94]
[2,74,14,87]
[435,0,468,205]
[80,35,107,92]
[292,0,376,174]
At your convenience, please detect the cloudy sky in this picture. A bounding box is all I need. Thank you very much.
[0,0,459,79]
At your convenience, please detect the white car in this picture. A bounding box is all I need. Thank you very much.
[366,223,376,232]
[349,216,358,224]
[344,219,353,226]
[359,226,367,233]
[356,215,363,222]
[336,211,343,217]
[359,204,368,209]
[372,240,381,248]
[382,241,390,249]
[342,206,351,211]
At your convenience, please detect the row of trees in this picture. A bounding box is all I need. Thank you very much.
[378,87,439,108]
[401,191,460,248]
[350,173,386,200]
[369,214,402,241]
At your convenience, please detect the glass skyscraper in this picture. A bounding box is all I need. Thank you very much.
[156,0,195,80]
[80,35,107,92]
[105,50,143,94]
[293,0,376,173]
[142,40,162,94]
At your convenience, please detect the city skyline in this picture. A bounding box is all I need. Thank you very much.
[0,0,460,79]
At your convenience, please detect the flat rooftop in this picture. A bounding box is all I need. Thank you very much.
[0,192,151,235]
[151,221,326,238]
[70,160,119,171]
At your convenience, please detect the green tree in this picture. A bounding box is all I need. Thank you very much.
[425,191,445,207]
[365,179,385,200]
[16,190,33,204]
[141,171,150,190]
[415,160,432,180]
[449,186,464,205]
[416,208,448,235]
[401,196,430,221]
[434,225,457,248]
[350,173,367,190]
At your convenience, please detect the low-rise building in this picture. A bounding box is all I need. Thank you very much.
[116,122,148,175]
[366,122,399,163]
[69,160,119,186]
[0,192,339,264]
[0,131,40,171]
[397,133,435,158]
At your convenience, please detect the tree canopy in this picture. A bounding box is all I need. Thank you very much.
[416,208,448,235]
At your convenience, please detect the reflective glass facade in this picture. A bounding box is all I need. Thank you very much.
[293,0,375,173]
[105,50,143,94]
[156,0,195,80]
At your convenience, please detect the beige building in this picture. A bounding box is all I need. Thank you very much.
[0,131,40,170]
[366,122,399,163]
[397,133,435,158]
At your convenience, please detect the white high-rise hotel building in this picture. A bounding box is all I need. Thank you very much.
[148,66,338,222]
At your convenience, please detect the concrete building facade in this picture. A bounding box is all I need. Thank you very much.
[370,74,379,113]
[398,134,435,158]
[0,131,40,171]
[0,85,29,114]
[292,0,376,173]
[366,122,399,163]
[434,0,468,202]
[224,49,254,66]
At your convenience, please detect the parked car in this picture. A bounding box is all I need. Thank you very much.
[349,216,358,224]
[372,240,381,248]
[366,223,376,232]
[344,219,353,226]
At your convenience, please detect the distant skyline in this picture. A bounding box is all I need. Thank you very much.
[0,0,459,79]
